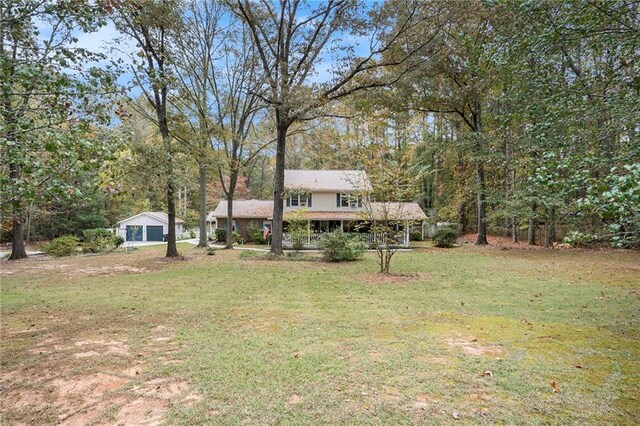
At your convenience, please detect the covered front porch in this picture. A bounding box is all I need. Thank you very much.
[282,219,418,249]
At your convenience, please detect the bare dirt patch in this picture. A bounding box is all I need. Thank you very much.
[116,398,166,425]
[412,392,432,410]
[136,378,189,400]
[1,258,150,277]
[360,272,429,285]
[73,350,100,358]
[287,393,304,405]
[53,372,128,406]
[71,265,150,276]
[447,336,504,357]
[1,320,200,425]
[369,351,383,361]
[73,338,130,357]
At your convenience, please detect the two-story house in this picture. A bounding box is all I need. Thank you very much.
[210,170,427,246]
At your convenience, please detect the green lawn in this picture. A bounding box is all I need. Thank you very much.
[1,244,639,424]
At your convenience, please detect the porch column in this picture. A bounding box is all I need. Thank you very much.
[405,221,410,246]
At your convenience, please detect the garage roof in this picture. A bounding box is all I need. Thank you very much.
[116,211,184,225]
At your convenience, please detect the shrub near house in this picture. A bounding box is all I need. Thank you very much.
[45,236,80,257]
[246,223,267,244]
[319,232,366,261]
[44,229,124,257]
[432,227,458,248]
[81,228,124,253]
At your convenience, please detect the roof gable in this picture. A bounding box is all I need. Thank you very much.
[116,211,184,225]
[212,199,273,218]
[284,170,372,192]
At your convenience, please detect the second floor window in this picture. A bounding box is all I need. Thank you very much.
[287,193,312,207]
[337,193,362,208]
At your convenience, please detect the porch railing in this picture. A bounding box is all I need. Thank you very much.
[282,231,409,247]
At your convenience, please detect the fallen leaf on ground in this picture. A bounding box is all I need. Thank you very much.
[550,381,560,393]
[452,411,460,420]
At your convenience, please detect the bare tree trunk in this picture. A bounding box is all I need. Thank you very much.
[550,208,556,245]
[25,203,33,243]
[527,203,537,245]
[472,104,488,245]
[197,163,208,247]
[9,216,27,260]
[544,208,550,248]
[166,180,179,257]
[270,120,288,255]
[511,169,517,243]
[225,194,235,249]
[503,138,511,237]
[162,133,179,258]
[475,163,488,245]
[8,161,27,260]
[458,201,467,234]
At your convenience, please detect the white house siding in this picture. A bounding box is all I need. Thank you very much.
[284,191,366,213]
[116,214,183,242]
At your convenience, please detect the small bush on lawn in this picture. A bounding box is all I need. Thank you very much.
[45,235,79,257]
[113,235,125,248]
[81,228,123,254]
[410,231,422,241]
[214,228,226,243]
[246,223,266,244]
[563,231,599,247]
[286,252,316,261]
[432,227,457,248]
[239,250,258,259]
[319,232,366,262]
[232,232,243,245]
[82,228,112,241]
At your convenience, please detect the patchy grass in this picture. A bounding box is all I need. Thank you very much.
[1,244,639,424]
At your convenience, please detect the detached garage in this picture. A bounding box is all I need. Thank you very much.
[116,212,185,242]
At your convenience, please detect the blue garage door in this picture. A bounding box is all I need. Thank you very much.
[146,225,164,242]
[126,225,143,241]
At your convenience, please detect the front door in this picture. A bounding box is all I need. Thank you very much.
[146,225,164,241]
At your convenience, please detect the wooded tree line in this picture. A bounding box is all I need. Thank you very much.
[2,0,638,260]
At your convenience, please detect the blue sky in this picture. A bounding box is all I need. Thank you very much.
[38,7,376,88]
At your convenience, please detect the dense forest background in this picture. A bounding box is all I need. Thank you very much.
[2,0,639,257]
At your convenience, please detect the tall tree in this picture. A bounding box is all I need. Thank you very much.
[169,0,224,248]
[399,0,497,244]
[233,0,443,254]
[172,1,270,249]
[1,0,115,260]
[111,0,181,257]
